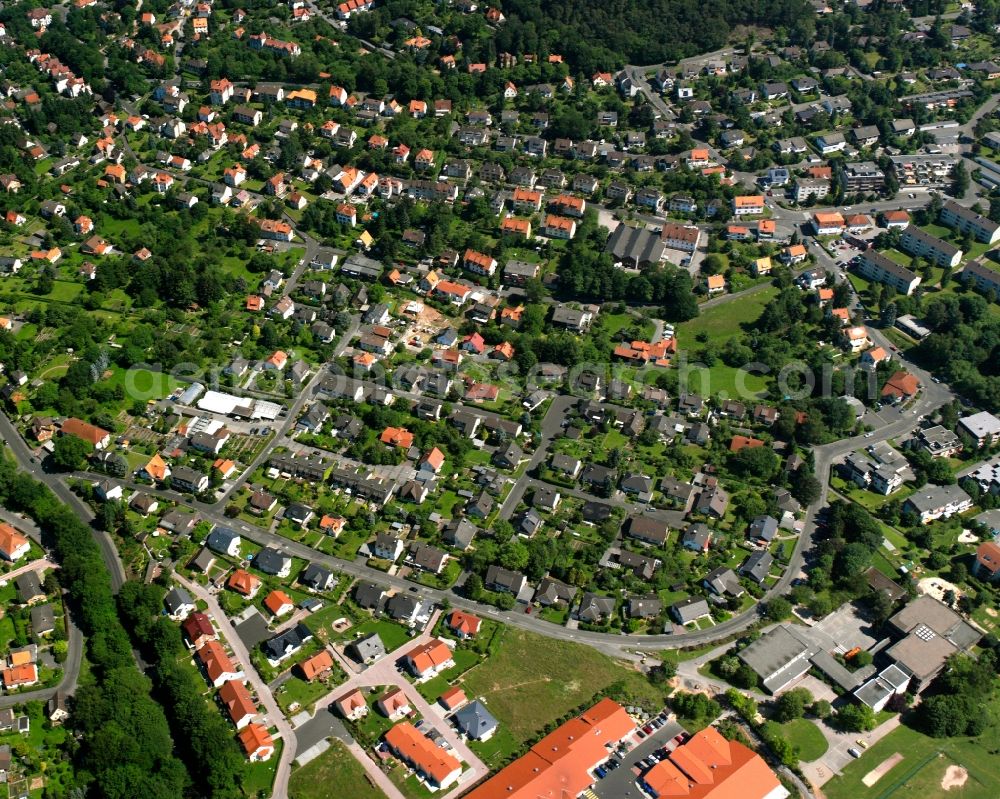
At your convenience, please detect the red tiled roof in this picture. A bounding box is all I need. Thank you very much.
[385,722,461,786]
[61,417,109,446]
[464,699,634,799]
[227,569,260,596]
[642,726,782,799]
[881,371,919,399]
[238,723,273,757]
[977,542,1000,576]
[439,685,467,709]
[729,435,765,452]
[298,650,334,681]
[219,679,256,724]
[447,610,481,636]
[264,590,293,615]
[404,638,452,676]
[181,611,215,646]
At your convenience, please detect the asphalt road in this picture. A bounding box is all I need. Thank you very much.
[0,412,126,590]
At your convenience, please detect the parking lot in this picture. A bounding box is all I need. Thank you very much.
[591,717,685,799]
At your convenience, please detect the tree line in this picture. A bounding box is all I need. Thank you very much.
[0,454,190,799]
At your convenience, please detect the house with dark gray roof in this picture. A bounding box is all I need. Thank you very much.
[620,473,654,502]
[605,225,666,268]
[354,581,386,609]
[300,563,336,592]
[254,547,291,577]
[748,515,779,543]
[442,519,478,550]
[703,567,744,597]
[30,604,55,636]
[263,623,313,664]
[681,523,712,552]
[627,596,663,619]
[577,593,616,624]
[452,700,498,740]
[385,593,427,625]
[531,486,561,511]
[627,515,670,546]
[533,577,577,607]
[485,565,527,595]
[206,526,241,556]
[164,587,194,619]
[740,551,774,584]
[407,542,448,574]
[616,550,659,580]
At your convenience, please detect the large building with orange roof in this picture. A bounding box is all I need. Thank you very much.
[463,698,635,799]
[641,726,787,799]
[1,662,38,689]
[384,722,463,791]
[227,569,261,598]
[297,650,334,682]
[140,452,170,482]
[380,426,414,449]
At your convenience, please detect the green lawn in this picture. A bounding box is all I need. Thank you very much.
[242,739,280,797]
[275,673,334,714]
[675,286,779,350]
[289,740,387,799]
[461,626,664,747]
[673,286,778,399]
[104,365,183,401]
[769,718,828,762]
[823,718,1000,799]
[347,618,413,653]
[469,725,523,769]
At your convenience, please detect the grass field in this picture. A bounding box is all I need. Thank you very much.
[823,720,1000,799]
[675,286,778,350]
[104,365,183,401]
[288,740,387,799]
[673,285,778,399]
[768,718,828,762]
[461,627,664,747]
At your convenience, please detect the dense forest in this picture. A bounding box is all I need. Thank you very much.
[497,0,816,69]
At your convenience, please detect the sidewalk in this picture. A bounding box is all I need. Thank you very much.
[1,557,56,584]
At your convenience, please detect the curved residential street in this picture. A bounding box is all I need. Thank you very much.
[174,573,298,799]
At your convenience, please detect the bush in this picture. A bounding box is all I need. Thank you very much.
[833,703,876,732]
[773,688,812,723]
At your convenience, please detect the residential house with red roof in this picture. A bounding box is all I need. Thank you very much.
[219,679,257,729]
[403,638,454,679]
[446,610,481,639]
[238,723,275,761]
[464,699,635,799]
[197,640,243,688]
[181,611,216,649]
